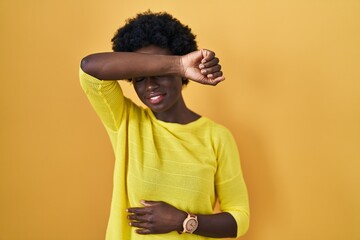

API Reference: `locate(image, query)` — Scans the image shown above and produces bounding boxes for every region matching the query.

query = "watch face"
[185,218,198,232]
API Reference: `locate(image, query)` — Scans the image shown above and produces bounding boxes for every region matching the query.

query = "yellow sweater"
[79,68,249,240]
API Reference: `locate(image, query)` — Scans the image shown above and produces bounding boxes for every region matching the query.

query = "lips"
[146,93,166,104]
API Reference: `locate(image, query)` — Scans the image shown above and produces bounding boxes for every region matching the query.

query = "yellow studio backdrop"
[0,0,359,239]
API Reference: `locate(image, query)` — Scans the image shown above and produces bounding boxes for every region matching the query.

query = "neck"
[153,100,200,124]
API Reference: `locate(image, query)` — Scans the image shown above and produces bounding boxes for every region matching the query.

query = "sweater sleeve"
[79,67,127,131]
[214,127,250,238]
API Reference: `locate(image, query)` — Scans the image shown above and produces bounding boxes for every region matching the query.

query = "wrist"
[177,212,199,234]
[176,210,188,233]
[178,55,186,78]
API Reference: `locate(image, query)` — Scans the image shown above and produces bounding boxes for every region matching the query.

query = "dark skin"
[131,46,197,123]
[127,200,237,237]
[81,46,237,238]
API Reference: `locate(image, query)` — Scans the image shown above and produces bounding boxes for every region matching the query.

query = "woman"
[80,11,249,239]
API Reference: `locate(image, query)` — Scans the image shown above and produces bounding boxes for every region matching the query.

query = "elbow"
[80,54,102,78]
[227,209,250,238]
[80,55,94,75]
[235,213,250,238]
[236,220,249,238]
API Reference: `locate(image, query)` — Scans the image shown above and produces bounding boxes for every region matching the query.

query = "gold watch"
[182,213,198,234]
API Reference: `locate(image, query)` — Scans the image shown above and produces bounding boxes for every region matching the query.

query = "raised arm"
[80,52,180,80]
[80,49,225,85]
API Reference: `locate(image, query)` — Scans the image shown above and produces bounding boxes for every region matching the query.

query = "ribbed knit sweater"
[79,68,249,240]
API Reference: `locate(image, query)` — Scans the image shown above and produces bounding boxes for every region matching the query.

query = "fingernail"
[199,64,204,69]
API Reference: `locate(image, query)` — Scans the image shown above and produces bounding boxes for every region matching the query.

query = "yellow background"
[1,0,359,239]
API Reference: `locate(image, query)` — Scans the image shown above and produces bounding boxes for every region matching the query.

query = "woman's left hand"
[127,200,187,234]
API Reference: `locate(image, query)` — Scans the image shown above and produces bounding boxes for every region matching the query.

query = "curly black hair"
[111,11,198,85]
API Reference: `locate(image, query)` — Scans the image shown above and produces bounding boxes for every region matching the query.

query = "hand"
[180,49,225,86]
[127,200,187,234]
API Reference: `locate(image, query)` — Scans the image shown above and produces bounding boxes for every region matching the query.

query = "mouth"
[146,93,166,104]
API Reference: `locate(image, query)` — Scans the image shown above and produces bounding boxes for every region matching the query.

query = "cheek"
[173,82,183,95]
[133,85,146,104]
[133,84,143,95]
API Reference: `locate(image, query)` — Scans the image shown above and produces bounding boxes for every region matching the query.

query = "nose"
[145,77,159,91]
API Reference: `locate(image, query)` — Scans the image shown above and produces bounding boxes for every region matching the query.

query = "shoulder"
[202,117,233,137]
[198,118,236,150]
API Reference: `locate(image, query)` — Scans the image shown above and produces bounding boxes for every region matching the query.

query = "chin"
[149,107,166,113]
[145,102,168,113]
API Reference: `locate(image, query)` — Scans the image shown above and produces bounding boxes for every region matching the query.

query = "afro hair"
[111,11,198,85]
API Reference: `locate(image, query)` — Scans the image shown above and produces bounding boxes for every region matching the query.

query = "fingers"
[130,221,152,234]
[127,201,156,233]
[127,200,181,234]
[198,49,225,85]
[127,210,156,235]
[200,64,221,75]
[200,49,215,63]
[207,76,225,86]
[128,211,150,221]
[207,70,223,79]
[200,56,219,68]
[127,206,151,233]
[196,75,224,86]
[135,228,152,234]
[199,64,225,85]
[140,200,160,206]
[181,49,225,85]
[127,207,152,217]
